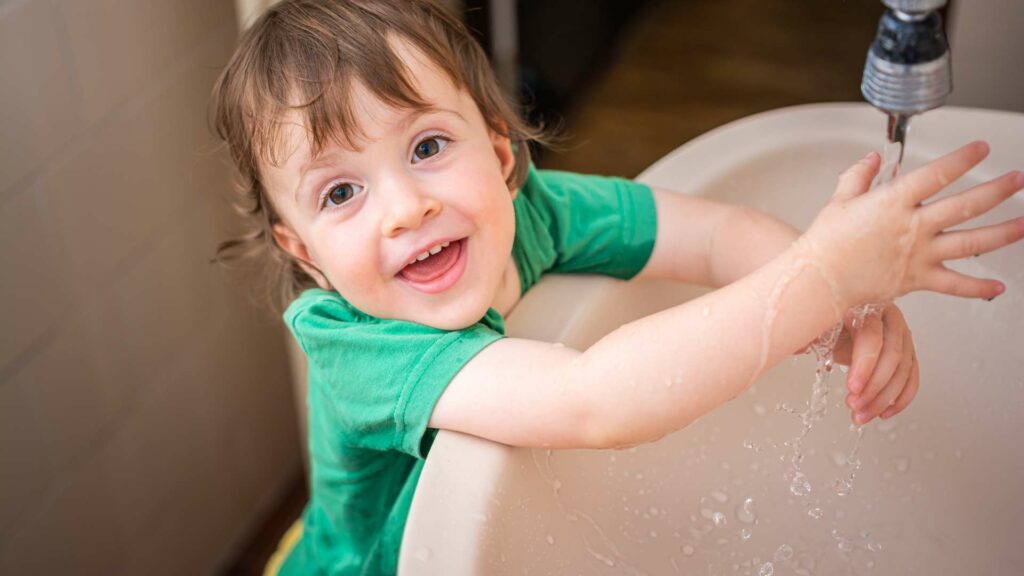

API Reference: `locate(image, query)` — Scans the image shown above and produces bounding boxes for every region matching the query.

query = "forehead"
[261,40,479,203]
[347,41,470,143]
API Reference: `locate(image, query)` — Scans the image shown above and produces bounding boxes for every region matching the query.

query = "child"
[210,1,1024,574]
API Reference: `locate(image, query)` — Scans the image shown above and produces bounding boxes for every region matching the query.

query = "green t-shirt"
[278,166,657,575]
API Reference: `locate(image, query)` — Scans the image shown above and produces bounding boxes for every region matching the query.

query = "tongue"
[399,241,461,283]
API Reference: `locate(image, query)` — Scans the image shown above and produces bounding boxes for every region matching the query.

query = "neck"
[490,256,522,317]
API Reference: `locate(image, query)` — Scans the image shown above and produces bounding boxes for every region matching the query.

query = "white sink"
[399,103,1024,575]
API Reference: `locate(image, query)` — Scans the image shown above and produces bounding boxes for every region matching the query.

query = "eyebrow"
[292,106,466,205]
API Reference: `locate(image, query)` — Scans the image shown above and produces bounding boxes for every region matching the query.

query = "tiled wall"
[0,0,301,573]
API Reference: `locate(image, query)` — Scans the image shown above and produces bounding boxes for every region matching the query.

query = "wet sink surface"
[400,103,1024,575]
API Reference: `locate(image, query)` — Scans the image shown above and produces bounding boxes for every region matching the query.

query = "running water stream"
[759,113,911,576]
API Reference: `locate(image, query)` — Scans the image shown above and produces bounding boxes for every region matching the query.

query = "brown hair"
[210,0,550,310]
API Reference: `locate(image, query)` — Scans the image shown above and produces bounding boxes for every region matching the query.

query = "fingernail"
[855,413,870,424]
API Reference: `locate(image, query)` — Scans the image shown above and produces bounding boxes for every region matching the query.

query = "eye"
[322,182,363,209]
[412,135,450,163]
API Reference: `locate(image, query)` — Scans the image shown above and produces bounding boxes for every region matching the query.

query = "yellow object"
[263,519,303,576]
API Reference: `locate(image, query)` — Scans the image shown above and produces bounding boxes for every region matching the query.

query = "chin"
[419,295,493,331]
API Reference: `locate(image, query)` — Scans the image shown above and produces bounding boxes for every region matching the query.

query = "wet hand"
[803,141,1024,306]
[832,305,919,425]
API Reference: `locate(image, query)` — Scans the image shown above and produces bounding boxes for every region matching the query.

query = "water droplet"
[740,528,752,541]
[833,477,853,496]
[790,472,811,496]
[702,305,711,317]
[807,507,823,519]
[758,562,775,576]
[735,498,757,524]
[553,480,562,491]
[712,512,727,527]
[774,544,794,562]
[711,490,729,503]
[753,403,767,416]
[868,542,882,552]
[682,544,695,556]
[700,507,714,520]
[546,534,555,545]
[648,506,659,516]
[895,457,910,473]
[650,530,658,538]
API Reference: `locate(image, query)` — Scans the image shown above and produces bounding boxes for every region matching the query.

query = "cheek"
[311,228,381,291]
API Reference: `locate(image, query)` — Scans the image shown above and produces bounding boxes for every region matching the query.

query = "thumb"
[833,151,881,201]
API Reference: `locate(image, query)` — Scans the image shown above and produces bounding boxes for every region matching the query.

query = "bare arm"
[429,240,849,449]
[635,187,802,288]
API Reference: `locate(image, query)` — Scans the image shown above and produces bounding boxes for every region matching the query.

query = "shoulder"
[284,288,369,329]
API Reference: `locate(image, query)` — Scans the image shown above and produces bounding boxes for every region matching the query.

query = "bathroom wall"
[0,0,301,574]
[948,0,1024,113]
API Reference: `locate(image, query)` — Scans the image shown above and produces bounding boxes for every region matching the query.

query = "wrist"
[785,237,858,320]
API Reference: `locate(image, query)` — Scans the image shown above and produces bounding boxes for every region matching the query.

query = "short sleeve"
[512,166,658,292]
[285,291,504,459]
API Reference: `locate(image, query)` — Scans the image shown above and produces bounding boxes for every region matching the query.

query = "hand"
[801,142,1024,306]
[831,304,918,425]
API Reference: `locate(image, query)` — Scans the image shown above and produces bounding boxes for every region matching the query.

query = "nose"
[379,176,442,238]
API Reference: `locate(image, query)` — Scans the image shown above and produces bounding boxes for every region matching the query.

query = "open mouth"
[397,237,467,294]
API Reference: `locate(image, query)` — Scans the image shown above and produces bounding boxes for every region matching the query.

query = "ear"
[489,121,517,199]
[272,223,332,290]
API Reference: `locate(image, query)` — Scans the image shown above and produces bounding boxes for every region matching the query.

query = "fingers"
[831,328,853,366]
[845,312,883,395]
[932,217,1024,261]
[895,141,990,206]
[853,329,914,424]
[881,354,920,419]
[923,265,1006,300]
[921,170,1024,232]
[848,307,903,416]
[833,151,882,201]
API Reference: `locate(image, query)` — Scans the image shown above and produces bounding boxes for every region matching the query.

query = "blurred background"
[1,0,1021,574]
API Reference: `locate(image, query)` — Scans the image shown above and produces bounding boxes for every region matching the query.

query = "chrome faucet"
[861,0,952,155]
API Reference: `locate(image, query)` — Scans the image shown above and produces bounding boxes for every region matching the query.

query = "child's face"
[263,40,518,330]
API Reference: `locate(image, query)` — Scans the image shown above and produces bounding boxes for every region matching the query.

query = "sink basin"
[399,103,1024,575]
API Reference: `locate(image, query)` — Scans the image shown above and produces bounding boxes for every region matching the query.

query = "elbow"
[576,399,672,450]
[569,358,683,450]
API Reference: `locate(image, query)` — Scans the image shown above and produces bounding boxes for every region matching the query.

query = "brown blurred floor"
[537,0,882,177]
[222,1,882,573]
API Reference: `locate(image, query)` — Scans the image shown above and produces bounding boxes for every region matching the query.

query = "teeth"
[408,241,453,265]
